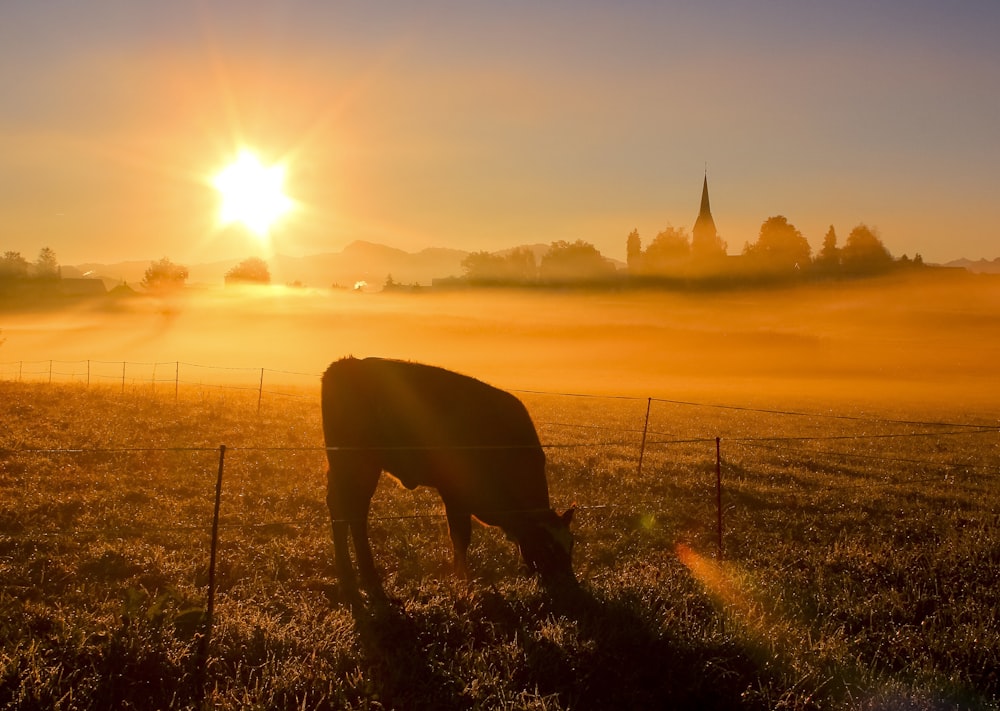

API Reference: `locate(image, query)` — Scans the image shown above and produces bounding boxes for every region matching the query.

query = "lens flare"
[213,150,293,236]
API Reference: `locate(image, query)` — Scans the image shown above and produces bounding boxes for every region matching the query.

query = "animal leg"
[326,461,381,596]
[330,519,357,593]
[445,506,473,579]
[326,480,358,596]
[351,515,382,590]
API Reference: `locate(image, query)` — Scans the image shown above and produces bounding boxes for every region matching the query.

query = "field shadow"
[539,583,776,711]
[346,579,780,711]
[349,597,469,710]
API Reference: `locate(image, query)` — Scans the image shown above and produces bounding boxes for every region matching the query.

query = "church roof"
[693,173,717,238]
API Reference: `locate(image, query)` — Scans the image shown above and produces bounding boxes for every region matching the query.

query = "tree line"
[1,215,928,299]
[458,217,924,286]
[140,256,272,292]
[0,248,274,298]
[0,248,60,282]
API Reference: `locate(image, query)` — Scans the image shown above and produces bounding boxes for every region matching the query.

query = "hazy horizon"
[2,275,997,416]
[2,2,998,266]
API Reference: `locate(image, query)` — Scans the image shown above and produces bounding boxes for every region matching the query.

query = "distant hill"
[73,260,152,288]
[73,241,471,289]
[944,257,1000,274]
[269,241,468,288]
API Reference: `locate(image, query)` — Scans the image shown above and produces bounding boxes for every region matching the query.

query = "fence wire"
[1,372,998,548]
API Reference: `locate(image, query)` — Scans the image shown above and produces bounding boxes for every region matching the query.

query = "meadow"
[1,273,999,709]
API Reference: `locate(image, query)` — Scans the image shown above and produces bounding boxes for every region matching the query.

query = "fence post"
[87,360,91,387]
[637,397,652,477]
[175,361,179,402]
[198,444,226,704]
[257,368,264,414]
[715,437,723,559]
[18,361,22,382]
[48,360,53,384]
[121,361,126,394]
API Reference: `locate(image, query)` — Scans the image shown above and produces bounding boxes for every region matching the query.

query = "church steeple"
[692,172,723,259]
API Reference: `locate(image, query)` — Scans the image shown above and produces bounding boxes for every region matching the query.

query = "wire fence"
[1,358,320,411]
[2,364,997,533]
[3,367,997,704]
[2,365,998,570]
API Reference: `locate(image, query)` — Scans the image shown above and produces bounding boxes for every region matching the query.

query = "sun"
[213,150,293,236]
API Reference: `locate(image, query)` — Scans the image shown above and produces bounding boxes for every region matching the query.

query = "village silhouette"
[0,174,946,306]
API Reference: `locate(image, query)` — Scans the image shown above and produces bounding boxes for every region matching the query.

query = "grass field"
[1,375,998,710]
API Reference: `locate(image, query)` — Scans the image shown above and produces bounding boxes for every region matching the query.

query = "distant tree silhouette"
[462,247,536,284]
[462,252,501,282]
[841,224,892,274]
[814,225,841,273]
[0,251,30,280]
[642,226,691,275]
[626,229,642,273]
[538,240,616,282]
[225,257,271,285]
[743,216,811,273]
[142,257,189,292]
[34,247,59,280]
[892,253,928,271]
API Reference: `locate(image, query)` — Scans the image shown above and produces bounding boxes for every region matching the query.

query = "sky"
[1,0,999,266]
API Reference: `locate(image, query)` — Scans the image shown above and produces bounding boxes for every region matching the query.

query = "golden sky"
[2,1,998,265]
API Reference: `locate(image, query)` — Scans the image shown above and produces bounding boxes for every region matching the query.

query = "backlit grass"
[1,381,998,709]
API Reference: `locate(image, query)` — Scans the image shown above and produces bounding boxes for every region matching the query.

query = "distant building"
[108,282,139,298]
[59,278,107,298]
[691,173,726,260]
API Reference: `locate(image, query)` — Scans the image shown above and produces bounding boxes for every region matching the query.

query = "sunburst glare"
[213,150,293,237]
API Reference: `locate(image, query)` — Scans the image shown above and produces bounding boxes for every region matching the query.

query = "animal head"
[517,506,576,586]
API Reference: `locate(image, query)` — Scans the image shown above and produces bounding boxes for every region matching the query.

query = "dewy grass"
[1,381,998,710]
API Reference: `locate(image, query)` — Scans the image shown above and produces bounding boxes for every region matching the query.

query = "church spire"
[698,172,712,219]
[692,172,724,259]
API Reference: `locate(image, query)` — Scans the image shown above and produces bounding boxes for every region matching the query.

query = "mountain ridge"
[75,240,472,288]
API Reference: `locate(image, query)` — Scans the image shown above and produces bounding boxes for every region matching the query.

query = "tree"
[0,251,29,280]
[461,247,537,284]
[503,246,538,282]
[841,224,892,274]
[141,257,189,292]
[538,240,616,283]
[225,257,271,285]
[626,229,642,273]
[814,225,840,272]
[743,216,811,273]
[462,251,504,281]
[34,247,59,280]
[642,226,691,275]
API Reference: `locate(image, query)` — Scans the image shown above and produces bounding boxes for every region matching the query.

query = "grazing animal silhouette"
[321,356,575,596]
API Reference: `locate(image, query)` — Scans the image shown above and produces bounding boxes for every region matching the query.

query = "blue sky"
[1,0,998,264]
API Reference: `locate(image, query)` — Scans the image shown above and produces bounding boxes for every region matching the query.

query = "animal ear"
[561,504,577,526]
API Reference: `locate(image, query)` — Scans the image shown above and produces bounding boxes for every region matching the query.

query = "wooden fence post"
[715,437,723,559]
[257,368,264,414]
[198,444,227,705]
[637,397,652,477]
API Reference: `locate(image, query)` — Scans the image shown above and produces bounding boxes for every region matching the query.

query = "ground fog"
[3,272,998,413]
